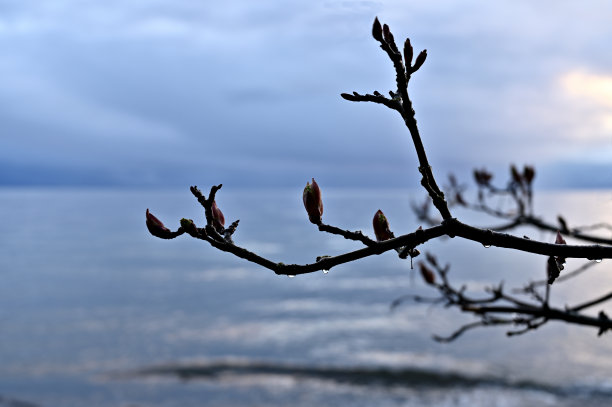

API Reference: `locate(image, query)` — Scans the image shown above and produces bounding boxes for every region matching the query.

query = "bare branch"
[147,19,612,341]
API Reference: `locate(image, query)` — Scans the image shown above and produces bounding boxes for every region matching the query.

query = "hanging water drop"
[288,274,296,278]
[595,259,603,263]
[323,269,329,274]
[483,244,491,248]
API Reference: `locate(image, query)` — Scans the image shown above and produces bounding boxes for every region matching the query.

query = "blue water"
[1,187,612,406]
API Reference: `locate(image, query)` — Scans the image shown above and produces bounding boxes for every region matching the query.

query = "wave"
[123,359,612,398]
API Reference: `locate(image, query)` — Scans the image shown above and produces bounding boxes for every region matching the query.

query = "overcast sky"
[1,0,611,188]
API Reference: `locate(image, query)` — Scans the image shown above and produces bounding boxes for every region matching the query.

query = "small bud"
[412,49,427,72]
[303,178,323,224]
[180,218,198,236]
[510,164,522,185]
[554,230,567,271]
[372,17,383,41]
[425,252,438,267]
[547,256,560,285]
[455,192,466,206]
[523,165,535,185]
[373,209,394,241]
[557,216,569,233]
[403,38,413,69]
[211,201,225,232]
[146,209,173,239]
[598,311,610,336]
[555,230,567,245]
[383,24,391,43]
[419,262,436,285]
[473,168,493,186]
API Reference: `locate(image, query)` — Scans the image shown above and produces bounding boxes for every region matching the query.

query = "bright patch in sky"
[561,70,612,139]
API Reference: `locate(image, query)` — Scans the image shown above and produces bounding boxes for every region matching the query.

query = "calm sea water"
[1,187,612,407]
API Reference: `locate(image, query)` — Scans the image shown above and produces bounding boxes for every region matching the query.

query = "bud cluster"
[371,17,427,75]
[510,164,536,188]
[473,168,493,187]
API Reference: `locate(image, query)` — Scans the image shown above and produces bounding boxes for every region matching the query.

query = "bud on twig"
[555,230,567,245]
[211,201,225,232]
[411,50,427,72]
[510,164,522,185]
[372,17,383,41]
[146,209,173,239]
[404,38,413,70]
[557,216,569,233]
[554,230,567,270]
[180,218,198,236]
[547,256,560,285]
[419,262,436,285]
[473,168,493,187]
[373,209,394,241]
[523,165,535,186]
[303,178,323,224]
[383,23,391,43]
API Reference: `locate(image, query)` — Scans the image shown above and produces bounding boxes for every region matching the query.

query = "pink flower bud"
[373,209,394,241]
[211,201,225,232]
[146,209,173,239]
[303,178,323,224]
[555,230,566,245]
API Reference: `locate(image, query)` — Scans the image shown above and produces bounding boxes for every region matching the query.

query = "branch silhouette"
[146,18,612,339]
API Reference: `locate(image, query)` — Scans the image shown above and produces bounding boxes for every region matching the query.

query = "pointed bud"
[411,49,427,72]
[372,17,383,41]
[383,24,391,43]
[419,262,436,285]
[373,209,394,241]
[303,178,323,224]
[555,230,567,245]
[404,38,413,69]
[211,201,225,232]
[146,209,173,239]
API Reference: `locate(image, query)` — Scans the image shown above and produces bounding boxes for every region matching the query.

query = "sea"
[1,186,612,407]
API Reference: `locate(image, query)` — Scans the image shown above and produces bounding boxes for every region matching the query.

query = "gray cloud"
[0,0,610,187]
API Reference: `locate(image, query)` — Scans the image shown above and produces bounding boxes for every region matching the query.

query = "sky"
[0,0,611,188]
